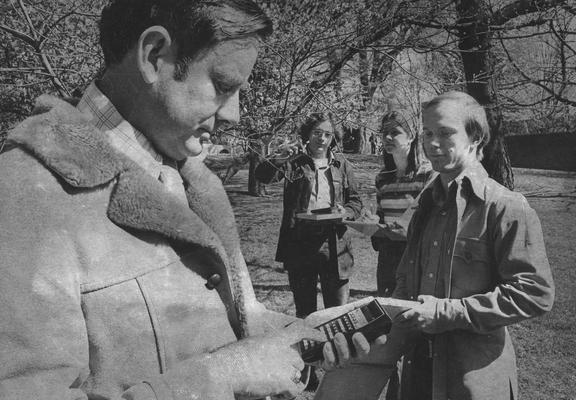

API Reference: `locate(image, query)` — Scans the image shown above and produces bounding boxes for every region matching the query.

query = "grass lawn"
[224,155,576,400]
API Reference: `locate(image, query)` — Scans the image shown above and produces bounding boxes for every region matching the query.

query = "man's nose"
[425,133,440,147]
[216,91,240,126]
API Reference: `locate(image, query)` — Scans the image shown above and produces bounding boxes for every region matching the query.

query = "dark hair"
[422,91,490,160]
[298,112,343,149]
[379,111,419,173]
[99,0,273,80]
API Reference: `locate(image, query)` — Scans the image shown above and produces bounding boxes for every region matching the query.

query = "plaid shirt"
[77,82,164,179]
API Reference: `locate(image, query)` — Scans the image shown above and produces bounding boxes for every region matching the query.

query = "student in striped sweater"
[370,111,431,400]
[373,111,432,298]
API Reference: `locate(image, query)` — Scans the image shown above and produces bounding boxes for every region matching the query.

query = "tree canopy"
[1,0,574,189]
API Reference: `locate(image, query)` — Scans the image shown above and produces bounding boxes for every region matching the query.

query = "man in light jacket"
[0,1,375,399]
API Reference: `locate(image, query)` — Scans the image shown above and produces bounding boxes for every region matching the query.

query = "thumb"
[396,308,415,322]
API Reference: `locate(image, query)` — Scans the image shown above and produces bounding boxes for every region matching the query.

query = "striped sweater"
[375,164,433,226]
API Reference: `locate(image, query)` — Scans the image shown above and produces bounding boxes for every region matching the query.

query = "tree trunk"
[455,0,514,189]
[248,145,266,197]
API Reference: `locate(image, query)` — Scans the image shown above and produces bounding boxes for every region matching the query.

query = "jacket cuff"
[144,354,235,400]
[434,298,471,332]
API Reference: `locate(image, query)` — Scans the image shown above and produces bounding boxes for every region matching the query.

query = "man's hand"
[395,295,439,333]
[273,140,302,160]
[305,297,387,370]
[380,222,407,241]
[335,204,354,221]
[208,320,324,399]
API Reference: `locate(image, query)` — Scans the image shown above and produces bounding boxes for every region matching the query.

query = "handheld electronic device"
[298,299,392,363]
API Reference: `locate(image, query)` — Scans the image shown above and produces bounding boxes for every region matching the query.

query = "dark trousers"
[376,242,406,297]
[376,242,406,400]
[285,250,349,318]
[401,336,433,400]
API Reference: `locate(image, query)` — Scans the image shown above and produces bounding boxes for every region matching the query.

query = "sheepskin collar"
[9,95,251,337]
[9,94,245,258]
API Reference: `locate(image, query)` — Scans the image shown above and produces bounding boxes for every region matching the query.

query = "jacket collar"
[8,95,237,280]
[420,161,489,207]
[9,95,257,338]
[302,147,342,169]
[456,161,489,201]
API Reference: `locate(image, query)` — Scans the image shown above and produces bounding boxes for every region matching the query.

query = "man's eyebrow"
[439,126,458,133]
[211,67,245,86]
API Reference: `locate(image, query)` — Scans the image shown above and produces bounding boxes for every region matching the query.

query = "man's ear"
[137,26,173,84]
[469,139,480,155]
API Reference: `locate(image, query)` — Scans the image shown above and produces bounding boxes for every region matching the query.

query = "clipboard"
[296,212,343,222]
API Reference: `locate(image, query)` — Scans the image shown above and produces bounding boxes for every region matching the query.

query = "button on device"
[205,274,222,290]
[433,241,438,247]
[428,273,434,279]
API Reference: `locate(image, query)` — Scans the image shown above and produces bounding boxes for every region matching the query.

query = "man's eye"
[215,81,237,95]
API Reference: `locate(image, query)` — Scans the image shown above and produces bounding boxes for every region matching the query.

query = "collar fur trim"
[9,95,254,338]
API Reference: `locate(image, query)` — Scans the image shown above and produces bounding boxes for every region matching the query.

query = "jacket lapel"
[9,95,253,336]
[106,167,230,275]
[180,157,257,337]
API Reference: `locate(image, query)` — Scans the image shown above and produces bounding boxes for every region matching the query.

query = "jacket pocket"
[451,237,493,296]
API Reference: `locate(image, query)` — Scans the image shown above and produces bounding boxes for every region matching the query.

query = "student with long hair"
[373,111,432,298]
[256,112,362,318]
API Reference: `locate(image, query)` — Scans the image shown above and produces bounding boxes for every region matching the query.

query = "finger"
[278,378,304,400]
[305,299,372,328]
[332,333,350,363]
[417,294,435,303]
[284,320,326,343]
[373,334,388,346]
[292,355,305,372]
[322,341,337,370]
[351,332,370,358]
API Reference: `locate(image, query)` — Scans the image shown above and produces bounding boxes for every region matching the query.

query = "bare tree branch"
[499,34,576,106]
[7,0,71,96]
[491,0,568,26]
[0,23,35,45]
[40,9,79,46]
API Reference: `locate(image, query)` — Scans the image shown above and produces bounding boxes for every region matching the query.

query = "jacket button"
[205,274,222,290]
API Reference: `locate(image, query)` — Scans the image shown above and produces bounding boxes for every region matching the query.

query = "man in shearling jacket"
[0,1,376,399]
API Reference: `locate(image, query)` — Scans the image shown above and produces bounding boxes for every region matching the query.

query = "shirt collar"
[423,161,489,205]
[304,147,341,168]
[77,82,164,178]
[456,162,489,201]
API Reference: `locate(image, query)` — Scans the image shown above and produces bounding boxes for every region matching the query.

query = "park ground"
[224,154,576,400]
